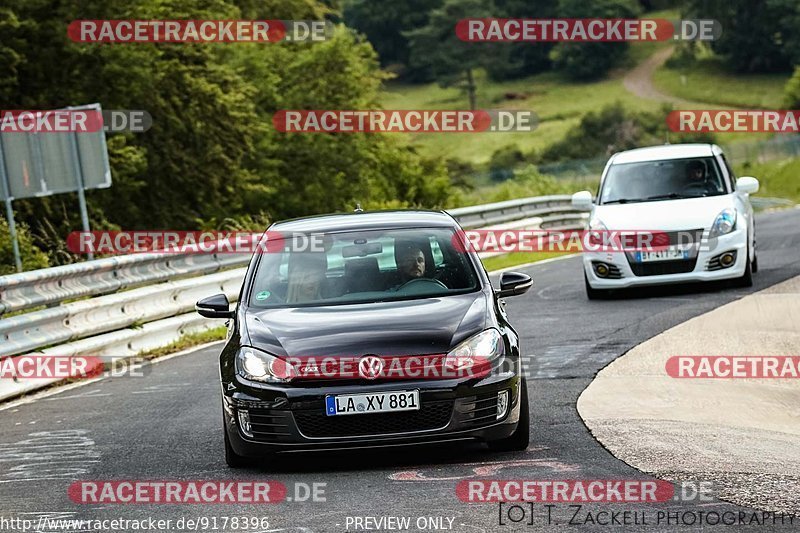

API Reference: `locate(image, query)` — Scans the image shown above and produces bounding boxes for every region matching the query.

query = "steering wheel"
[397,278,448,290]
[684,182,710,195]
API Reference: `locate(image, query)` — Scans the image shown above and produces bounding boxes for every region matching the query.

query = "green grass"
[138,326,227,359]
[736,157,800,203]
[482,251,573,272]
[380,70,657,165]
[449,173,595,208]
[652,59,790,109]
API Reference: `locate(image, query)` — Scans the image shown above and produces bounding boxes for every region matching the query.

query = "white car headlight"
[237,347,297,383]
[709,208,737,238]
[444,329,504,372]
[587,218,608,247]
[589,218,607,231]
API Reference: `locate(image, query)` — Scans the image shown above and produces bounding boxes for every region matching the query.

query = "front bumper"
[223,370,522,457]
[583,227,748,289]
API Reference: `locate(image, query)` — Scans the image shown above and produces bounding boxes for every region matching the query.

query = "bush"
[488,144,526,181]
[784,66,800,108]
[0,217,49,275]
[540,102,716,163]
[450,165,593,207]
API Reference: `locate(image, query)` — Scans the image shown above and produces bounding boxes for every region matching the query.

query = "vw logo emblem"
[358,356,384,380]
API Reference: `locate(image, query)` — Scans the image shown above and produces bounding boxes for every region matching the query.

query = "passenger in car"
[286,253,327,304]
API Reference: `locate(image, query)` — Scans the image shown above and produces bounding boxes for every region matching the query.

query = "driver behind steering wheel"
[684,159,718,195]
[396,244,426,284]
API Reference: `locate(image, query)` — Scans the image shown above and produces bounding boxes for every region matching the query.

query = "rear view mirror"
[736,176,759,194]
[571,190,594,210]
[196,293,234,319]
[497,272,533,298]
[343,242,383,257]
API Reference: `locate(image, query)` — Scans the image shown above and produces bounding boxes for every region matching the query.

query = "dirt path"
[623,45,692,105]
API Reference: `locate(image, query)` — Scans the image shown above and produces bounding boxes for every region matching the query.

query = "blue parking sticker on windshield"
[255,290,271,301]
[325,396,337,416]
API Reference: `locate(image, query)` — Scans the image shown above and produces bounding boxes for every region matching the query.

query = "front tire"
[735,251,753,288]
[224,425,248,468]
[488,379,530,452]
[584,272,609,300]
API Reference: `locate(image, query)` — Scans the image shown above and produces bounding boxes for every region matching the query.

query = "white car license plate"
[635,248,688,262]
[325,391,419,416]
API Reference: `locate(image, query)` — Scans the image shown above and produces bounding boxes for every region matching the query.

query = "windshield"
[248,227,480,308]
[600,156,728,205]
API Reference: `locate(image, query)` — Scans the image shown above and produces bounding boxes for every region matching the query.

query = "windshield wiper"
[602,198,643,204]
[644,193,690,201]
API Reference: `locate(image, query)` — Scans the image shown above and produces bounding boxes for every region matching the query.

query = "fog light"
[720,253,735,266]
[237,409,253,437]
[594,263,609,278]
[497,390,509,420]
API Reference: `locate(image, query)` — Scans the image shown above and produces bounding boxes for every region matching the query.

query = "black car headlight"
[444,329,504,374]
[236,346,298,383]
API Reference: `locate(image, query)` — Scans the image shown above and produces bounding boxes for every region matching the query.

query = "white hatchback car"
[572,144,759,299]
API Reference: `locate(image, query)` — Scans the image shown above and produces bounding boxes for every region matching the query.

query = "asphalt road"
[2,208,799,533]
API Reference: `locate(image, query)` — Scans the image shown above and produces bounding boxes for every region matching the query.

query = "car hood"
[594,195,734,231]
[243,292,489,358]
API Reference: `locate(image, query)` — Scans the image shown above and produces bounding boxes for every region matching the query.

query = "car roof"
[270,210,458,233]
[610,143,721,165]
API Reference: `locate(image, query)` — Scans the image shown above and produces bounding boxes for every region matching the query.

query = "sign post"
[0,104,111,270]
[0,135,22,272]
[68,130,93,260]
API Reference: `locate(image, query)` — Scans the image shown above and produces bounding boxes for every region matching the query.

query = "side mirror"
[571,190,594,210]
[196,293,234,319]
[497,272,533,298]
[736,176,759,195]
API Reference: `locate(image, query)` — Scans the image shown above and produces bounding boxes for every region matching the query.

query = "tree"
[487,0,559,80]
[406,0,494,110]
[229,27,450,219]
[683,0,800,73]
[0,0,453,269]
[550,0,640,80]
[343,0,442,80]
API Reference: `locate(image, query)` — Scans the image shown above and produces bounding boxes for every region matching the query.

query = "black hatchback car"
[196,210,532,467]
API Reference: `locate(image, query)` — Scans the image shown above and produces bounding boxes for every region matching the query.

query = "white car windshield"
[600,157,728,205]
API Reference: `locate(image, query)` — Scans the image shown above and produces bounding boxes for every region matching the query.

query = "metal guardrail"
[447,194,573,228]
[0,195,585,402]
[0,250,250,316]
[0,196,577,316]
[0,269,244,358]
